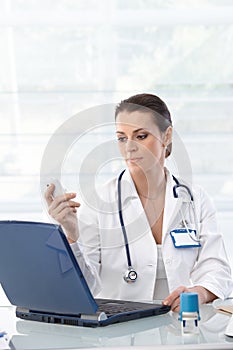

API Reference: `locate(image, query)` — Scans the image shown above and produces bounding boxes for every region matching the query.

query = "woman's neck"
[130,167,166,200]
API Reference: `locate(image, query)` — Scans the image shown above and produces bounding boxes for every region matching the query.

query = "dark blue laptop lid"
[0,220,98,315]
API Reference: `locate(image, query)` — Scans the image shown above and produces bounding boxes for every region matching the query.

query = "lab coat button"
[165,258,171,265]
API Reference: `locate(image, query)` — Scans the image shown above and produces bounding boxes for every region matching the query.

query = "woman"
[45,93,233,312]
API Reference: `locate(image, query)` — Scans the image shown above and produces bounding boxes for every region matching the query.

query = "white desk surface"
[1,303,233,350]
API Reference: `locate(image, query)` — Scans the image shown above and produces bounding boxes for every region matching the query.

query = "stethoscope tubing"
[117,169,133,268]
[118,170,199,283]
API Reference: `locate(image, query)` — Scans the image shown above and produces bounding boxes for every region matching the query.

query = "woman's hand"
[45,183,81,243]
[162,285,217,312]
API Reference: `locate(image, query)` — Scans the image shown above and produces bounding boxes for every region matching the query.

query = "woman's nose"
[125,139,138,152]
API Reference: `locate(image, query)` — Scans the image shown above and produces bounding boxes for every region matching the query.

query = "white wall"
[0,1,233,298]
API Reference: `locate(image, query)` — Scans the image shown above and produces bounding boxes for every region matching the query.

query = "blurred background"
[0,0,233,269]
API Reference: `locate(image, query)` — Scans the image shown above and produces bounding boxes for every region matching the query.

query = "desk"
[0,304,233,350]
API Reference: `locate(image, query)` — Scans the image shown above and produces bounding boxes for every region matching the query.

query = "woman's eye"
[137,134,148,140]
[117,137,127,143]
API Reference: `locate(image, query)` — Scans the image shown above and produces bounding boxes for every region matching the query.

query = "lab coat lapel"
[120,169,186,240]
[120,169,138,202]
[162,171,183,238]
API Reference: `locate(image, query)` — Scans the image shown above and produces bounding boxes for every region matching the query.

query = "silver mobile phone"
[47,178,66,198]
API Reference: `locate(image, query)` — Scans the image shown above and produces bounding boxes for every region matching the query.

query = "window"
[0,0,233,265]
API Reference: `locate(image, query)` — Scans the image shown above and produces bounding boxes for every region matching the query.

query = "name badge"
[170,229,201,248]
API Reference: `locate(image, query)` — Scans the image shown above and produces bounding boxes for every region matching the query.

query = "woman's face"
[116,111,171,175]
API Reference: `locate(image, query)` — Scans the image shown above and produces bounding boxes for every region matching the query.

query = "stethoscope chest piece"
[124,268,137,283]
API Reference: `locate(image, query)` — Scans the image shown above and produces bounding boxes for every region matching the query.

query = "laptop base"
[16,301,171,328]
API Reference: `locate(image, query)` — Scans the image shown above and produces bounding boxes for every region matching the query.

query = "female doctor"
[45,93,233,312]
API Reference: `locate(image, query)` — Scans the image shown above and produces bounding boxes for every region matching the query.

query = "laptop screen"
[0,221,97,315]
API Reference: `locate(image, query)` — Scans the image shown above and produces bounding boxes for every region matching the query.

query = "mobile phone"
[47,178,66,198]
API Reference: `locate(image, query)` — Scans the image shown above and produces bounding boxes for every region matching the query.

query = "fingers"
[163,285,187,305]
[49,195,80,218]
[49,199,80,219]
[45,184,77,208]
[52,206,77,223]
[44,184,80,241]
[163,286,189,312]
[45,185,80,221]
[170,298,181,312]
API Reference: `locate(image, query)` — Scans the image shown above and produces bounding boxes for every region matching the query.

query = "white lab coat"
[72,168,233,301]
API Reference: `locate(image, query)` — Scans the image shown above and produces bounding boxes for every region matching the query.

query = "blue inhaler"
[179,292,200,334]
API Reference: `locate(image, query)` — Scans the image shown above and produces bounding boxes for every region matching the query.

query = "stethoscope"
[118,169,200,284]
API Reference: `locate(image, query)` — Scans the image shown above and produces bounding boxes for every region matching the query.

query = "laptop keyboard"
[96,298,158,316]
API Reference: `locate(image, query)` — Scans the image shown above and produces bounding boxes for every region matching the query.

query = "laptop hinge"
[80,312,107,321]
[17,307,29,313]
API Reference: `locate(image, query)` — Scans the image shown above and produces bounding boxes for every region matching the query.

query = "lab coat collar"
[118,169,139,205]
[118,168,187,236]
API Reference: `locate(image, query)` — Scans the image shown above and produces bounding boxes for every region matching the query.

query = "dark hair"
[115,93,172,158]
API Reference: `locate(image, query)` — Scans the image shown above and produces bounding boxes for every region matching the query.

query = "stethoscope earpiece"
[124,268,137,283]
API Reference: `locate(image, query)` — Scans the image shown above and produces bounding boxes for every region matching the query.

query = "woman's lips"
[127,157,143,163]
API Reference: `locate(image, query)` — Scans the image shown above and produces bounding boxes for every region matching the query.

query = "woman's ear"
[163,126,173,147]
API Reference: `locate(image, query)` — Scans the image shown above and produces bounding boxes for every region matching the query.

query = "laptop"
[0,220,170,327]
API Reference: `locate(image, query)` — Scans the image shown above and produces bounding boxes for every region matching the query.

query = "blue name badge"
[170,229,201,248]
